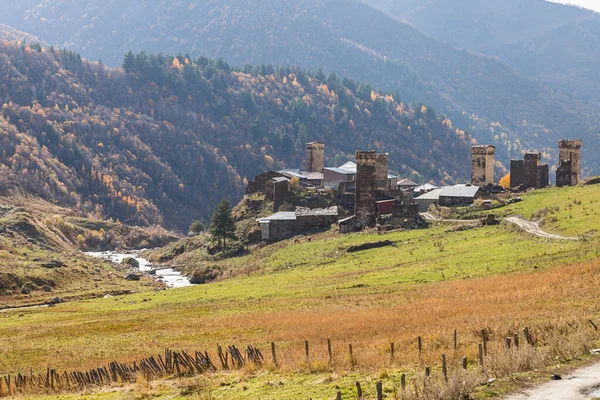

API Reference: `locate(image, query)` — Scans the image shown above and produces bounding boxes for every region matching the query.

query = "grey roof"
[398,178,418,186]
[270,177,290,183]
[278,169,306,179]
[440,184,481,198]
[295,206,338,217]
[300,171,324,180]
[415,188,444,201]
[324,167,355,175]
[339,215,356,224]
[257,212,296,222]
[415,183,439,192]
[338,161,357,172]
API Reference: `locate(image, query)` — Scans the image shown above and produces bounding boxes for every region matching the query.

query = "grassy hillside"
[0,189,174,307]
[0,41,470,231]
[1,1,599,176]
[1,185,600,398]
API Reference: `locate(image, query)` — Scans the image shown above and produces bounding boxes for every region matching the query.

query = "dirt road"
[505,216,579,240]
[504,360,600,399]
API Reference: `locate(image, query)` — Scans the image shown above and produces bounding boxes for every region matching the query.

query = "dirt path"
[420,212,480,223]
[505,216,579,240]
[504,360,600,399]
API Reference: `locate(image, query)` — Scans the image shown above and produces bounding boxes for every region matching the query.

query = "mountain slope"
[0,24,46,44]
[0,0,597,176]
[366,0,600,110]
[0,41,469,230]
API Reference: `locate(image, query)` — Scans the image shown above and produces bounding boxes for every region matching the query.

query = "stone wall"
[524,153,541,188]
[246,171,285,194]
[265,179,289,210]
[471,145,495,186]
[355,151,384,229]
[510,160,525,188]
[306,142,325,173]
[556,160,573,188]
[558,140,582,186]
[537,164,549,188]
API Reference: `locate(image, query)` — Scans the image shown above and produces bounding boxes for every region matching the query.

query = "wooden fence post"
[336,390,342,400]
[454,330,457,351]
[401,373,406,391]
[442,354,448,382]
[376,382,383,400]
[481,330,488,356]
[271,342,277,367]
[349,344,354,369]
[462,356,468,370]
[356,381,363,399]
[418,336,422,361]
[305,340,309,363]
[328,337,333,364]
[513,333,519,349]
[523,327,533,346]
[390,342,395,362]
[425,366,431,377]
[505,337,512,349]
[478,343,484,367]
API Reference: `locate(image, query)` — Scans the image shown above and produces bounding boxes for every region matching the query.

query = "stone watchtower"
[556,140,582,187]
[305,142,325,173]
[471,145,495,186]
[523,153,541,188]
[355,151,388,229]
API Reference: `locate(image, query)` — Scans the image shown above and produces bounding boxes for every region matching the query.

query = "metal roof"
[415,188,444,201]
[388,174,398,179]
[439,184,481,198]
[300,171,324,180]
[257,212,297,222]
[278,169,306,179]
[338,161,357,172]
[270,177,290,183]
[398,178,417,186]
[415,183,439,192]
[324,167,355,175]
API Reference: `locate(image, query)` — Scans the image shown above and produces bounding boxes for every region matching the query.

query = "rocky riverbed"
[85,251,191,288]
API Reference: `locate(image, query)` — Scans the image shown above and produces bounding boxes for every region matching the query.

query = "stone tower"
[523,153,541,188]
[305,142,325,173]
[556,140,582,187]
[355,151,388,229]
[471,145,495,186]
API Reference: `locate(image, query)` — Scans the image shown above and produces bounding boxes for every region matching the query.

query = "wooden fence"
[0,321,596,398]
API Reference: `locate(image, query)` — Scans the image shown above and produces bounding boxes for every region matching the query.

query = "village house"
[256,206,338,241]
[415,188,444,212]
[438,184,482,207]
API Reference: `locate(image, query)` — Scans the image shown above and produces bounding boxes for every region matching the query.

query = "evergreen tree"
[210,200,236,249]
[123,51,135,73]
[189,220,205,235]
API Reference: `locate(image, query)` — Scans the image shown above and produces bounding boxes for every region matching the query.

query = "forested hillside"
[1,0,598,176]
[0,41,469,230]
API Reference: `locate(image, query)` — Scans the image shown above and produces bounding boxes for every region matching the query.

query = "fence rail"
[0,320,596,398]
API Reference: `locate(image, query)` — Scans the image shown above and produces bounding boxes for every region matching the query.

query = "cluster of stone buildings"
[469,140,582,190]
[250,139,583,242]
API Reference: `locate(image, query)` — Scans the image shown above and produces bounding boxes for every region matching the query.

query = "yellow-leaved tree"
[499,173,510,189]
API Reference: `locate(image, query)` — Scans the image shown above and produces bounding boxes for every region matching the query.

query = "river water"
[85,251,191,288]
